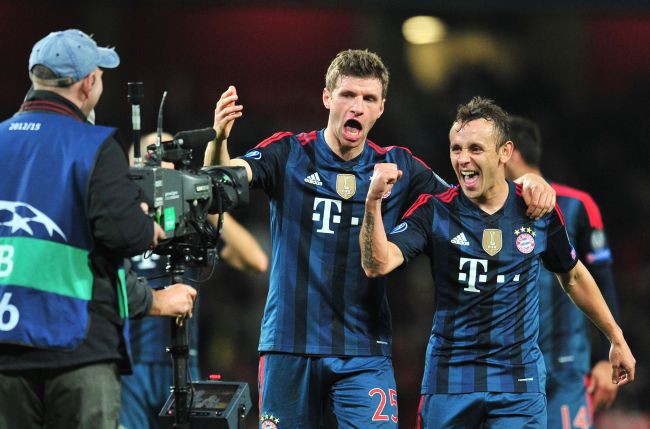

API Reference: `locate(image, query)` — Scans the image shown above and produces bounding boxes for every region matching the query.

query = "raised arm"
[204,85,252,182]
[555,260,636,386]
[360,163,405,277]
[216,212,269,274]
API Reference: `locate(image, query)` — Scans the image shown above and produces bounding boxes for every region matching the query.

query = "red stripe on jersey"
[416,395,425,429]
[258,355,266,416]
[412,154,432,170]
[552,182,604,229]
[255,131,293,148]
[367,141,432,170]
[555,203,566,225]
[435,186,459,203]
[21,100,80,120]
[368,140,387,154]
[515,182,523,197]
[402,193,432,219]
[297,131,318,146]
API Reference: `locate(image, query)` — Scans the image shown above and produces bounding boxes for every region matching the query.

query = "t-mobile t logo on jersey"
[312,197,359,234]
[457,257,521,293]
[458,257,488,293]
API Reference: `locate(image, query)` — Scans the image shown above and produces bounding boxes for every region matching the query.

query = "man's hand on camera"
[151,222,165,247]
[149,284,197,318]
[140,202,166,247]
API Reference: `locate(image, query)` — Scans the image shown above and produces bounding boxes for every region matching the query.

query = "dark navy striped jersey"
[128,254,199,364]
[538,182,619,376]
[240,129,448,356]
[388,181,578,394]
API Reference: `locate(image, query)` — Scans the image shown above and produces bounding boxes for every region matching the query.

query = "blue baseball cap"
[29,29,119,84]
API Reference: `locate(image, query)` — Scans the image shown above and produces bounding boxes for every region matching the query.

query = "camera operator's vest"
[0,111,115,349]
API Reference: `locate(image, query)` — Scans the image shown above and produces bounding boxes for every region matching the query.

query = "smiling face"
[449,118,513,206]
[323,75,385,160]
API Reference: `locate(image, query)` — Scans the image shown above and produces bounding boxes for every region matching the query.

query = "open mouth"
[343,119,363,140]
[461,170,480,188]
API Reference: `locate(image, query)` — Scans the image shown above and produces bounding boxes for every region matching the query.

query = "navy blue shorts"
[258,353,398,429]
[547,373,593,429]
[416,391,547,429]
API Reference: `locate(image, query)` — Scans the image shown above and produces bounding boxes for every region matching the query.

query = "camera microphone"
[128,82,144,165]
[173,128,216,149]
[157,128,216,151]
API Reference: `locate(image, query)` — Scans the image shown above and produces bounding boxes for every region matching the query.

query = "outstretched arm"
[217,213,269,274]
[514,173,556,218]
[360,163,405,277]
[555,261,636,386]
[204,85,252,182]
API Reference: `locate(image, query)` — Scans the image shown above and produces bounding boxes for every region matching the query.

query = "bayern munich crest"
[514,226,536,254]
[260,413,280,429]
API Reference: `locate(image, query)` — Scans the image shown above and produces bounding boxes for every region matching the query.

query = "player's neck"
[472,179,510,215]
[323,127,364,161]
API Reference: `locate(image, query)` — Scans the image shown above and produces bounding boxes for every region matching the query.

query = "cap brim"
[97,47,120,69]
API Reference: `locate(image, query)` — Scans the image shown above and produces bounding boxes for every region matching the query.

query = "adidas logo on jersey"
[304,172,323,186]
[451,232,470,246]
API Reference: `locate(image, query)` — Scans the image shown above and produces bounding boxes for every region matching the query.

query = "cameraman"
[0,29,196,429]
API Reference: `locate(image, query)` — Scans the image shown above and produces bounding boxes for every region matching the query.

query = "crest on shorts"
[336,174,356,199]
[260,413,280,429]
[482,229,502,256]
[514,226,536,254]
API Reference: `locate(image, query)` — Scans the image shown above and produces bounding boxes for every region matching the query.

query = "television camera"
[127,85,248,266]
[129,128,249,264]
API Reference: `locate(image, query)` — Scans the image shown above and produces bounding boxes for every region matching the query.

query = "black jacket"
[0,90,154,373]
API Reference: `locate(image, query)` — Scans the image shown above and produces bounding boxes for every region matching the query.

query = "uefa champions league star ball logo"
[260,413,280,429]
[0,201,67,241]
[514,226,536,254]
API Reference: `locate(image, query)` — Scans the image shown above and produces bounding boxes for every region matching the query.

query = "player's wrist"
[365,196,383,210]
[607,326,625,345]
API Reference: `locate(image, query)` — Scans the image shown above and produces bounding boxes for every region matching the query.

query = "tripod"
[166,252,194,429]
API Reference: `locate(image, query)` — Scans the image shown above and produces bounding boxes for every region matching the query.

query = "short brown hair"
[30,64,74,87]
[325,49,389,99]
[454,96,510,149]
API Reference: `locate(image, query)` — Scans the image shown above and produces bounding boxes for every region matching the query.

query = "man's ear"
[377,98,385,118]
[79,73,95,100]
[322,87,331,109]
[500,140,514,163]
